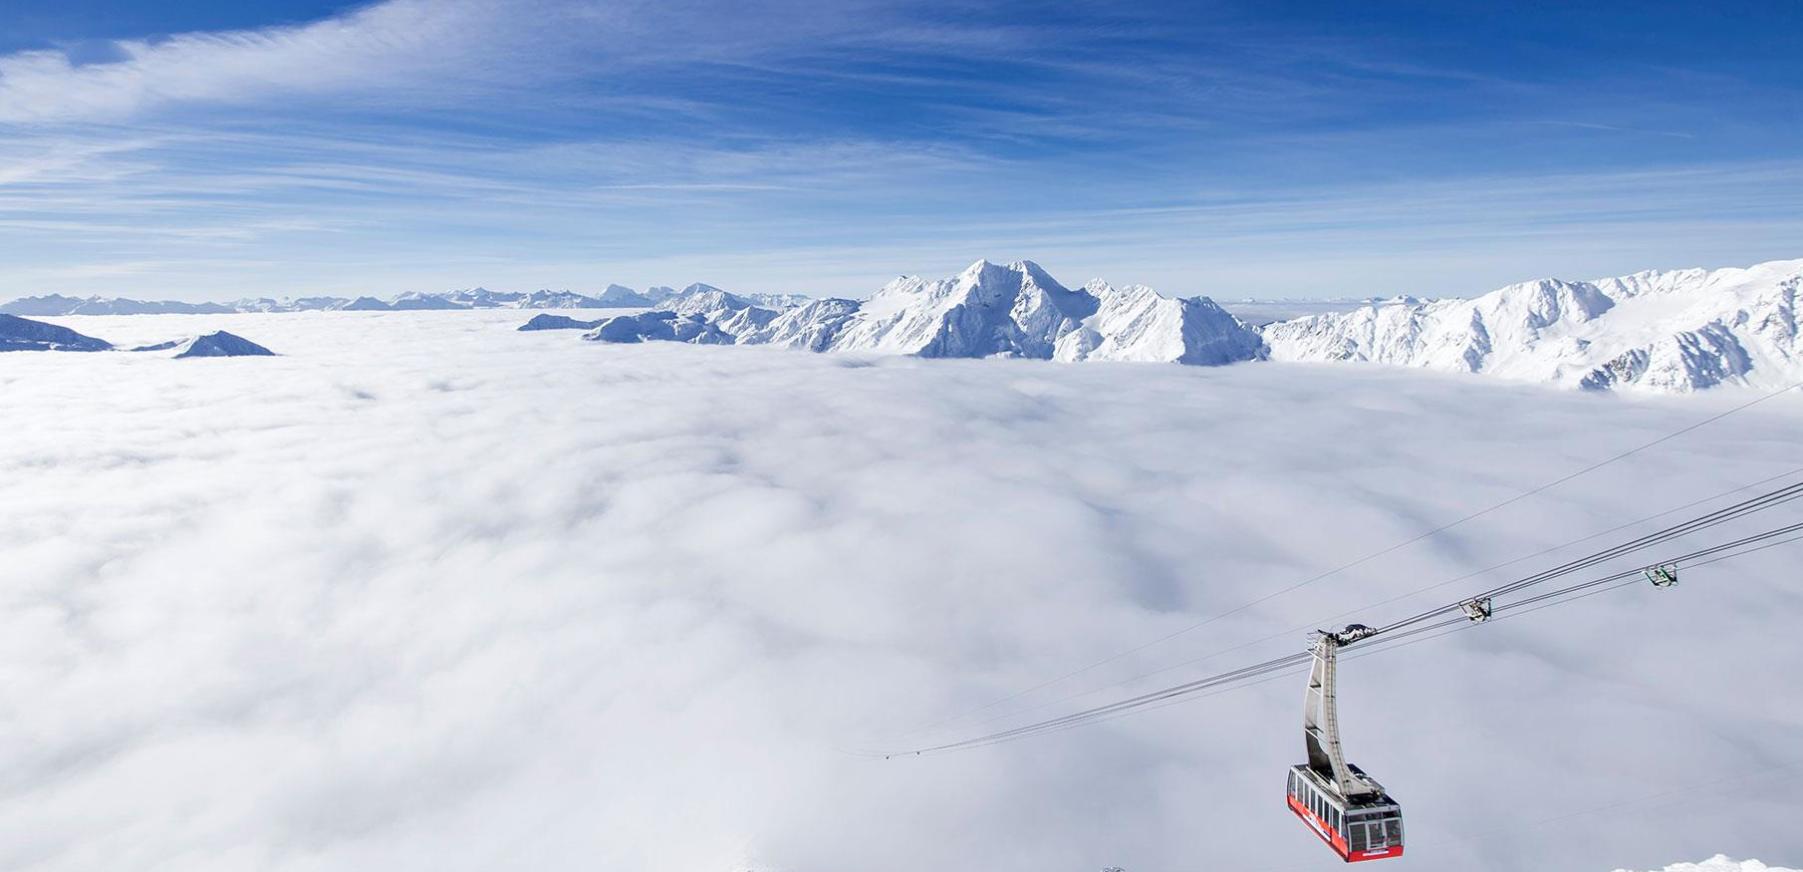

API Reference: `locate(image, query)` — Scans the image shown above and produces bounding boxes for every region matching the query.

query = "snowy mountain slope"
[1054,281,1269,364]
[0,314,113,351]
[743,298,865,350]
[582,260,1268,366]
[1262,259,1802,392]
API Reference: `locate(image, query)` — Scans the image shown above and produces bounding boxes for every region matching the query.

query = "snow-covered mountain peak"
[953,258,1070,292]
[954,258,997,278]
[1476,277,1615,331]
[666,287,754,315]
[1055,283,1265,365]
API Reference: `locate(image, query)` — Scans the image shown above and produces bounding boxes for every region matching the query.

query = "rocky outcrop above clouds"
[0,314,113,352]
[131,331,276,357]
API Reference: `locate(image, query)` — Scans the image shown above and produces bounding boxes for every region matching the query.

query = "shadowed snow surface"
[2,310,1800,872]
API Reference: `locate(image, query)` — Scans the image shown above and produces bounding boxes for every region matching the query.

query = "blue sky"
[1,0,1800,300]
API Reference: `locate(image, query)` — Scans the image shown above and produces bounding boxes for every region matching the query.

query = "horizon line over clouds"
[0,0,1799,301]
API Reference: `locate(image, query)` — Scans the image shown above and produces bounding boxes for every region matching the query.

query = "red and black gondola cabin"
[1286,763,1404,862]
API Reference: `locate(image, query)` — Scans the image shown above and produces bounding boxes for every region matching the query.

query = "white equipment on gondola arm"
[1286,625,1405,863]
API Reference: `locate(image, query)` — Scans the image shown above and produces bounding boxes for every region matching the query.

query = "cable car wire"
[899,468,1803,740]
[914,523,1802,753]
[915,382,1802,732]
[896,519,1800,756]
[1379,484,1803,633]
[883,505,1803,757]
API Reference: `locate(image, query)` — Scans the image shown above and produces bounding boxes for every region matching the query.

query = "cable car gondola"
[1285,625,1404,862]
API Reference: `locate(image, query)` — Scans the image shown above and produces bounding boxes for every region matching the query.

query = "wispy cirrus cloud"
[0,0,1118,125]
[0,1,1797,299]
[0,1,530,123]
[5,116,1802,301]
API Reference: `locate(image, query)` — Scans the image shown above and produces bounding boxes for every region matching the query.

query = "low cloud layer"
[2,311,1800,870]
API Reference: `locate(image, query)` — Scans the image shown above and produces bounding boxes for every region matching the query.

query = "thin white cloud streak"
[1,312,1800,870]
[4,126,1798,301]
[0,1,524,123]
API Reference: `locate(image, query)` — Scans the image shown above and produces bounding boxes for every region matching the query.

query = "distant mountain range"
[11,257,1799,393]
[0,284,811,316]
[566,257,1802,394]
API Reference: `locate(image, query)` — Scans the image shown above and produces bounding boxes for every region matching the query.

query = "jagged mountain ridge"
[582,259,1270,366]
[1260,258,1802,392]
[0,284,811,315]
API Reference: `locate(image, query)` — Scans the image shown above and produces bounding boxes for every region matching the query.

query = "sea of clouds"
[3,310,1800,871]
